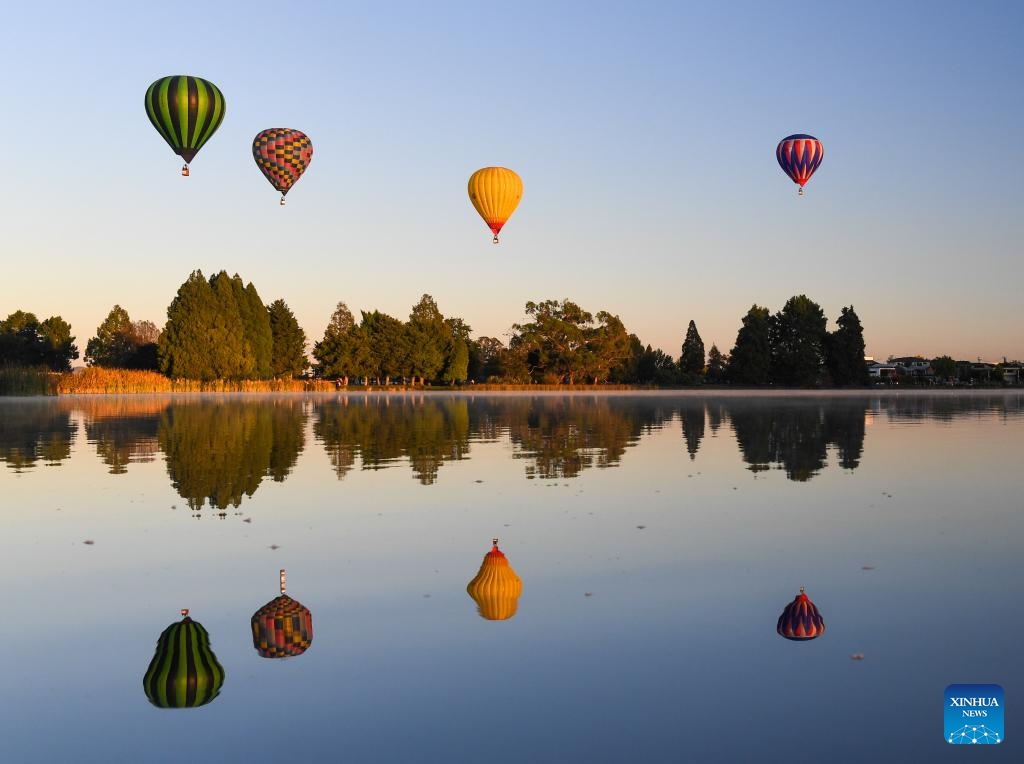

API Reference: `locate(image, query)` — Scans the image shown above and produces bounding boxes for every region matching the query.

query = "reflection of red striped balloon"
[776,587,825,640]
[251,594,313,658]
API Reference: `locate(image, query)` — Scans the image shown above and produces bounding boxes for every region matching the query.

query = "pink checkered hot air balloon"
[776,134,823,195]
[253,129,313,206]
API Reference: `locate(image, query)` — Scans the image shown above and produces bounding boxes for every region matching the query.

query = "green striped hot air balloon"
[144,75,225,176]
[143,609,225,708]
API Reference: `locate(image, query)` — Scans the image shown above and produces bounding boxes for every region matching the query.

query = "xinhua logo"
[945,684,1003,744]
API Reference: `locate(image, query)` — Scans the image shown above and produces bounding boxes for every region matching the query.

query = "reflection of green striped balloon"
[143,614,224,708]
[144,75,225,164]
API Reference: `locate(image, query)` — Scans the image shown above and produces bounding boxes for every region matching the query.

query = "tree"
[127,320,161,370]
[584,311,632,383]
[441,317,472,384]
[159,271,215,379]
[405,294,447,384]
[86,305,134,367]
[679,320,705,381]
[770,295,827,387]
[0,310,78,371]
[268,299,308,378]
[313,302,361,379]
[159,270,255,380]
[636,344,678,384]
[208,271,255,379]
[727,305,772,385]
[931,355,956,382]
[706,344,726,383]
[360,310,408,383]
[38,317,79,372]
[469,336,506,382]
[826,306,870,386]
[234,278,273,379]
[511,299,594,384]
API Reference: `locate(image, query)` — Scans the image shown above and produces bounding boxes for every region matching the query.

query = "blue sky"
[2,1,1021,362]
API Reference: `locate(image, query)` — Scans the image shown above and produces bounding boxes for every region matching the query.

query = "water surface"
[2,392,1021,762]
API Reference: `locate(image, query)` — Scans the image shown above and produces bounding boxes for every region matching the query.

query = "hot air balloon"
[251,569,313,658]
[252,129,313,206]
[466,539,522,620]
[468,167,522,243]
[776,587,825,641]
[143,609,225,708]
[145,75,226,176]
[776,134,823,195]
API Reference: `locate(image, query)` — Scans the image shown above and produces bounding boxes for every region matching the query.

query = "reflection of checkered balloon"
[251,594,313,658]
[253,128,313,196]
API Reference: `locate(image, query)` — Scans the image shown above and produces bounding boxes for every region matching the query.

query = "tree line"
[4,268,880,387]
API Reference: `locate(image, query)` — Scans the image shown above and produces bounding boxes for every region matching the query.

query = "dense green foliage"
[268,299,308,378]
[826,306,870,386]
[85,305,160,370]
[770,295,828,387]
[158,270,275,381]
[28,266,1019,390]
[0,310,79,372]
[508,299,631,384]
[728,305,772,385]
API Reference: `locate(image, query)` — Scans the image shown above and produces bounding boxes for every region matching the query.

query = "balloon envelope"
[776,134,823,190]
[144,75,225,165]
[143,614,224,708]
[468,167,522,242]
[251,594,313,658]
[467,541,522,620]
[776,587,825,641]
[252,128,313,198]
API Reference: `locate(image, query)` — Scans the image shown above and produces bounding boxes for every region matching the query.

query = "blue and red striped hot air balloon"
[777,587,825,641]
[776,134,823,195]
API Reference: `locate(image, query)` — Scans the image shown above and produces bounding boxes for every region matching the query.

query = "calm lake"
[2,391,1021,763]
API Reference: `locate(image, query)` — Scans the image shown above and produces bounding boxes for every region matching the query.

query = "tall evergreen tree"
[209,271,255,379]
[159,271,218,379]
[406,294,447,383]
[728,305,772,385]
[771,295,827,387]
[268,299,308,378]
[313,302,358,379]
[679,320,705,380]
[705,344,725,383]
[236,278,273,379]
[826,306,869,386]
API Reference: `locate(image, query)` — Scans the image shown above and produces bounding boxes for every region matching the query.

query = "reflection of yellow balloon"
[467,539,522,620]
[467,167,522,244]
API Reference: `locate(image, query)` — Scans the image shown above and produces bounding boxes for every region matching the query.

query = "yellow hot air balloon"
[466,538,522,620]
[467,167,522,244]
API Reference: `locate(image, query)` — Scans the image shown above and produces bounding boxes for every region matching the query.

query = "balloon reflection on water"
[251,569,314,658]
[143,609,225,709]
[776,587,826,641]
[467,539,523,621]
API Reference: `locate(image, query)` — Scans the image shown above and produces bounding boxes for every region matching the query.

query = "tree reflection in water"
[314,394,471,484]
[729,398,867,481]
[4,394,1016,502]
[81,398,166,474]
[158,399,306,512]
[0,400,75,471]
